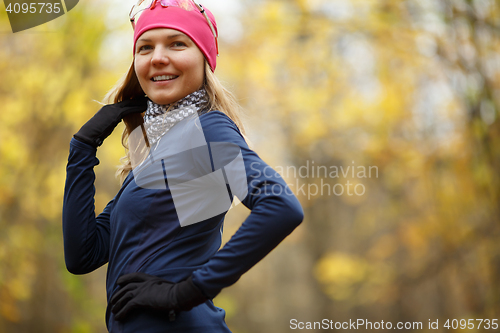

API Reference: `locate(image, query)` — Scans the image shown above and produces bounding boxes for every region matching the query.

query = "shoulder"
[199,110,239,130]
[198,110,246,145]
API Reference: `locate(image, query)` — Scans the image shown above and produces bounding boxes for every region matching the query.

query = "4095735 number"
[444,319,498,330]
[5,2,61,14]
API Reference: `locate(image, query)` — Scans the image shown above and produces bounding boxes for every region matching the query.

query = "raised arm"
[62,97,148,274]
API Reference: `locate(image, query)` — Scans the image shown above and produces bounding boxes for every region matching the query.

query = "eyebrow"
[137,33,186,43]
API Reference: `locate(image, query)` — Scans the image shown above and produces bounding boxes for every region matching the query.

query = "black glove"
[74,96,148,148]
[110,272,208,322]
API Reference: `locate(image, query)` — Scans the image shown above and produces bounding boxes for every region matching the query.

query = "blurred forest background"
[0,0,499,332]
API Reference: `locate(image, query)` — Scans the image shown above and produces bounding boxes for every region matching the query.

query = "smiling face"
[134,28,206,105]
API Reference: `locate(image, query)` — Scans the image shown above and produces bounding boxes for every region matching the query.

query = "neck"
[143,88,210,144]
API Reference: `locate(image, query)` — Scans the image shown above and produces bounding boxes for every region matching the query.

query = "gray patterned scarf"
[144,88,210,145]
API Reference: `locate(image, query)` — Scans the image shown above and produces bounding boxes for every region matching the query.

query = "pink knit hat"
[133,2,218,71]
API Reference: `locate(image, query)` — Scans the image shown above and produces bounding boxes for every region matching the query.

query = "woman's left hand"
[110,272,207,321]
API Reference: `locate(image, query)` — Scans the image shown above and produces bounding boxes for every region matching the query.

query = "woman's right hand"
[73,96,149,148]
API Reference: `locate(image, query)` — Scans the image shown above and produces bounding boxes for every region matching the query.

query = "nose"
[150,46,170,66]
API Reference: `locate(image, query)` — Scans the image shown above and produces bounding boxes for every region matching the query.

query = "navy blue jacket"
[63,111,304,332]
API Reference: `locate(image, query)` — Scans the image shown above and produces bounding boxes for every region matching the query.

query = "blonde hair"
[103,61,247,183]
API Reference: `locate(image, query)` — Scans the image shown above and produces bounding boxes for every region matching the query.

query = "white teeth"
[153,75,178,81]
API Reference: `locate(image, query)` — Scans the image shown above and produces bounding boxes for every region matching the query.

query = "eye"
[137,44,152,52]
[172,41,187,48]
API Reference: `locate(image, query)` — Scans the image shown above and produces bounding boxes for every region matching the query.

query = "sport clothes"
[63,111,304,332]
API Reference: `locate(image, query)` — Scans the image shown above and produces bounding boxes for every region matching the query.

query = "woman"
[62,1,304,332]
